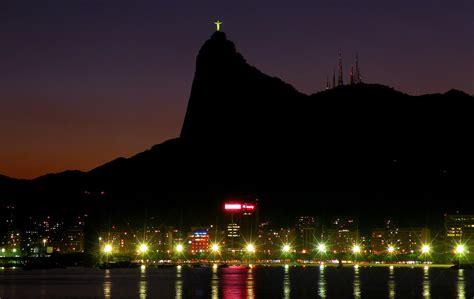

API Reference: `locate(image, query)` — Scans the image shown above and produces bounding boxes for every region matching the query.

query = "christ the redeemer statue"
[214,20,223,31]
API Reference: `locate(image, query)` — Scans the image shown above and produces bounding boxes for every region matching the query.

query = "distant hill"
[0,174,15,185]
[2,31,474,207]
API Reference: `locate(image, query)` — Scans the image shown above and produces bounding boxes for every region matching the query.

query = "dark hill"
[181,31,305,143]
[0,174,21,188]
[178,32,474,189]
[2,31,474,212]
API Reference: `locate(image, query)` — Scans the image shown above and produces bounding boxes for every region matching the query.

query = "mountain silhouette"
[0,174,24,189]
[1,31,474,201]
[179,32,474,190]
[181,31,304,143]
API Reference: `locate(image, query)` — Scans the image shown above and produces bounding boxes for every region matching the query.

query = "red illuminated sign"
[242,204,255,211]
[224,203,242,211]
[224,202,255,212]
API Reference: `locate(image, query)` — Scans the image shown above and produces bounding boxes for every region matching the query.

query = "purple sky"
[1,0,473,179]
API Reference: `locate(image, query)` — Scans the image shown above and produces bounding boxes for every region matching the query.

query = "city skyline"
[1,1,473,179]
[2,199,473,264]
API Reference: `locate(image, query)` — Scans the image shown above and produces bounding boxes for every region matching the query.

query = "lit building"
[190,230,210,254]
[258,222,274,255]
[167,227,184,253]
[370,228,388,254]
[131,225,183,258]
[1,204,21,253]
[62,228,84,253]
[296,216,318,252]
[227,223,240,238]
[98,226,142,254]
[328,217,359,253]
[371,224,429,255]
[280,228,296,245]
[370,220,399,254]
[57,215,85,253]
[396,228,430,254]
[20,215,64,255]
[258,225,296,257]
[223,200,259,250]
[207,224,224,246]
[445,214,474,247]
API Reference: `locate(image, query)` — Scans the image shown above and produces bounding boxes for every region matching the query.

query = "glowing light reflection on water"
[211,264,219,299]
[423,266,430,298]
[139,265,147,299]
[353,265,361,299]
[283,265,290,299]
[175,265,182,299]
[247,267,255,298]
[318,265,326,298]
[103,269,111,299]
[0,265,471,298]
[458,269,465,299]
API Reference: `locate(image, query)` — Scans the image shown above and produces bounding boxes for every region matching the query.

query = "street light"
[174,244,184,264]
[103,244,112,254]
[138,243,149,254]
[42,238,48,257]
[454,243,466,268]
[211,244,220,253]
[317,243,327,253]
[246,244,256,253]
[210,243,220,263]
[421,244,430,254]
[282,244,291,253]
[352,245,361,254]
[387,245,395,254]
[455,244,466,255]
[245,243,256,267]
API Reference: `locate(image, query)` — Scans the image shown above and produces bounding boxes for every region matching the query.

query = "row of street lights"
[352,243,466,256]
[100,242,468,256]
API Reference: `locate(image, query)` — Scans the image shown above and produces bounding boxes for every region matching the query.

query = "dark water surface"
[1,265,473,298]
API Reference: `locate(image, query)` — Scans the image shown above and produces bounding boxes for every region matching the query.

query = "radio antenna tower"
[338,53,344,86]
[355,52,362,84]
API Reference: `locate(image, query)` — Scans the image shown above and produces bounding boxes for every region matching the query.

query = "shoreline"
[0,262,460,270]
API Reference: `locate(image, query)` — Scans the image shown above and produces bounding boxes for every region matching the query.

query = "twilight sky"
[1,0,473,179]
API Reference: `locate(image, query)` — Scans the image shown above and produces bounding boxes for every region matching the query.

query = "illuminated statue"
[214,20,223,31]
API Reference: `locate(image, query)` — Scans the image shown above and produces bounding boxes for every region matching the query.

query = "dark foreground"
[0,265,473,298]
